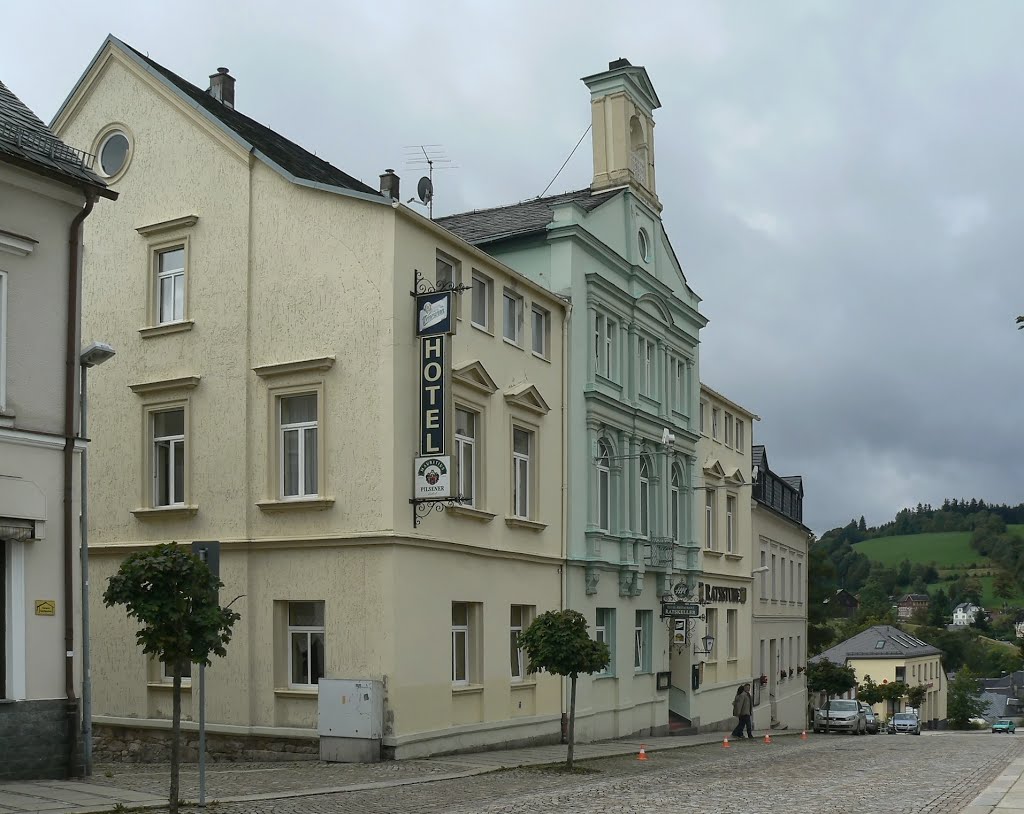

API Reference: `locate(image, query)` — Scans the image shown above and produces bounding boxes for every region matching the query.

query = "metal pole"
[79,362,93,775]
[198,662,206,807]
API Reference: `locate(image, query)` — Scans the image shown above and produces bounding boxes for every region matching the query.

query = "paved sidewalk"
[0,730,786,814]
[964,754,1024,812]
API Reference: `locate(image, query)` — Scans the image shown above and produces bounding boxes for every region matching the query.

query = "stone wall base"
[93,724,318,763]
[0,699,75,780]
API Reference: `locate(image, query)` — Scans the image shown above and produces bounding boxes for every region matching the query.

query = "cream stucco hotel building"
[55,36,569,759]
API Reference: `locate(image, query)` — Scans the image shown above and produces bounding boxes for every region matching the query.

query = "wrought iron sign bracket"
[410,495,469,528]
[410,268,472,297]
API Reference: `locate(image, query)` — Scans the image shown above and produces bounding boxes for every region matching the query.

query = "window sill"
[727,658,738,664]
[452,684,484,696]
[510,679,537,689]
[505,516,547,532]
[594,373,621,390]
[256,497,336,513]
[724,553,743,561]
[131,505,199,520]
[148,682,192,691]
[139,320,194,338]
[703,550,723,558]
[470,321,493,336]
[531,351,551,364]
[274,688,319,698]
[593,673,617,680]
[502,336,523,350]
[447,505,496,522]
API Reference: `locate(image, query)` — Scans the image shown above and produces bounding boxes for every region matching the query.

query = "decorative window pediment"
[724,466,747,485]
[504,383,550,416]
[702,458,727,479]
[453,360,498,395]
[136,215,199,237]
[128,375,201,395]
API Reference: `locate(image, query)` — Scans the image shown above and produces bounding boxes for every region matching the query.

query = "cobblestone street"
[123,733,1024,814]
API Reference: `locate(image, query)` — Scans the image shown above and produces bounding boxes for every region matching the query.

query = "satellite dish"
[417,176,433,204]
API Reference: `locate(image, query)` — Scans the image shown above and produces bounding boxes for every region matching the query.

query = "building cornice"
[128,375,201,395]
[252,356,335,378]
[0,227,38,257]
[135,214,199,236]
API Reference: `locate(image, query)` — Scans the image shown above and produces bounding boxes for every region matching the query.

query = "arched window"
[639,457,650,538]
[629,115,648,184]
[670,467,681,542]
[596,440,611,532]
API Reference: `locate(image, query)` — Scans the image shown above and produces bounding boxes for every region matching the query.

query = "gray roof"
[436,187,621,246]
[900,594,930,602]
[0,79,112,197]
[782,475,804,494]
[810,625,942,664]
[752,445,766,473]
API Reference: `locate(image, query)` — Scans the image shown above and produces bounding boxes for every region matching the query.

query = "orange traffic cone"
[800,730,808,740]
[763,733,772,744]
[637,744,648,761]
[722,737,730,748]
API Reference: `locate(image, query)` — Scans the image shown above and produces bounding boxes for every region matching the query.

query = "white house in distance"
[952,603,982,626]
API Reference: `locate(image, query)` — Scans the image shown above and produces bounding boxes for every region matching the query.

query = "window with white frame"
[594,313,615,379]
[781,556,787,601]
[0,270,6,412]
[725,413,733,446]
[727,609,738,659]
[638,337,655,396]
[280,393,318,498]
[512,427,532,518]
[288,601,325,687]
[155,246,185,325]
[639,457,651,538]
[790,560,795,602]
[436,254,459,288]
[699,400,706,434]
[452,602,472,685]
[455,407,478,507]
[596,440,611,532]
[726,495,736,553]
[152,408,185,507]
[503,289,522,344]
[771,553,777,599]
[595,607,614,674]
[634,610,652,672]
[510,605,532,681]
[797,562,803,603]
[161,658,191,685]
[531,304,549,358]
[670,468,681,542]
[712,407,719,440]
[705,489,715,549]
[673,359,685,412]
[705,607,718,661]
[471,272,492,330]
[760,549,768,595]
[736,419,745,453]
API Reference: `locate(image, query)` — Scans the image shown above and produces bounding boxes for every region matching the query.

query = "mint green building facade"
[440,59,706,740]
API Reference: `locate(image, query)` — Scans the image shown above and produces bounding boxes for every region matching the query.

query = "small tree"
[857,675,884,707]
[947,666,989,728]
[518,609,609,769]
[907,684,927,716]
[104,543,240,813]
[806,658,857,732]
[879,680,909,717]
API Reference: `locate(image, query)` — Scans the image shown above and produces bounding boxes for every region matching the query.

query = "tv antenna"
[404,145,458,219]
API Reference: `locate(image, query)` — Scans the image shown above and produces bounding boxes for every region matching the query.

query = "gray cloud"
[7,0,1023,533]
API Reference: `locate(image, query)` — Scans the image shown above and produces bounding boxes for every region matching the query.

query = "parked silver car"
[860,702,879,734]
[814,699,867,734]
[888,712,922,735]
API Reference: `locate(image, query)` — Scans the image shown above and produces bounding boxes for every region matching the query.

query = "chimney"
[609,57,632,70]
[208,67,235,109]
[379,169,400,201]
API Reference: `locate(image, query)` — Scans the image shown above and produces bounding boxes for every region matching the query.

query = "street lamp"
[79,341,114,775]
[693,633,715,657]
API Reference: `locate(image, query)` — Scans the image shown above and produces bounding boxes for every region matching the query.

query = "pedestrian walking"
[731,683,753,739]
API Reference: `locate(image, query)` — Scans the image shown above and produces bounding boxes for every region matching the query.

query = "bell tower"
[582,58,662,209]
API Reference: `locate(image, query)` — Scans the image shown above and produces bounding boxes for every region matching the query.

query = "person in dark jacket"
[731,683,754,738]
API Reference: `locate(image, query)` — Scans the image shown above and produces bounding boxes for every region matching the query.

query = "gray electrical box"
[318,678,383,763]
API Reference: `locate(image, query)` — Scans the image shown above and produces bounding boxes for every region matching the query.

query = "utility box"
[318,678,384,763]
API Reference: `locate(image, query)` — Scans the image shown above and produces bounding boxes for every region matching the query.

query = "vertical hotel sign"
[415,288,453,499]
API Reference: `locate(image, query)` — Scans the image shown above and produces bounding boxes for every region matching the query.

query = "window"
[455,407,478,507]
[638,337,655,396]
[790,560,795,602]
[98,130,130,177]
[161,658,190,685]
[797,563,803,603]
[639,458,650,538]
[727,609,738,659]
[594,314,615,379]
[736,419,745,454]
[0,270,6,412]
[670,468,681,542]
[436,254,459,288]
[503,289,522,344]
[781,557,787,601]
[596,440,610,532]
[280,393,318,498]
[637,228,650,262]
[452,602,474,685]
[705,490,715,549]
[699,401,707,433]
[726,495,736,553]
[712,408,719,440]
[510,605,529,682]
[471,272,492,330]
[725,413,733,447]
[771,553,777,599]
[531,304,549,358]
[155,246,185,325]
[595,608,614,675]
[152,408,185,507]
[797,636,802,668]
[705,608,718,661]
[672,359,686,413]
[634,610,652,672]
[512,427,532,518]
[288,601,325,688]
[760,550,768,595]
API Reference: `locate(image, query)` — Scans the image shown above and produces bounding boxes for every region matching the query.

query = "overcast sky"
[6,1,1023,534]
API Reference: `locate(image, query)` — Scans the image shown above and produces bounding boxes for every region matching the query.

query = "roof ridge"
[437,187,598,220]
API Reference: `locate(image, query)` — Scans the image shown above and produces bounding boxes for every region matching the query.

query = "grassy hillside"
[854,532,977,568]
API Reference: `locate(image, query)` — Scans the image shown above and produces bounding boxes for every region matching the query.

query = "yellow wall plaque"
[34,600,56,616]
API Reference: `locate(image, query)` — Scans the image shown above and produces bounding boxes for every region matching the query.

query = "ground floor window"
[288,601,325,687]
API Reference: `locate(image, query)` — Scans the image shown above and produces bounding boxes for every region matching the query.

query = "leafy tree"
[947,667,988,728]
[518,609,609,770]
[995,570,1015,608]
[857,578,894,621]
[857,675,884,706]
[879,680,909,717]
[971,609,991,633]
[806,658,857,733]
[858,515,867,533]
[104,543,241,813]
[907,684,927,713]
[928,589,950,626]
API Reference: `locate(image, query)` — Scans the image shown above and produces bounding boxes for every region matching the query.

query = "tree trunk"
[825,696,831,734]
[169,668,181,814]
[566,674,577,771]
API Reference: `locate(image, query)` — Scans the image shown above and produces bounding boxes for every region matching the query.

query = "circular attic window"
[98,131,130,178]
[638,228,650,262]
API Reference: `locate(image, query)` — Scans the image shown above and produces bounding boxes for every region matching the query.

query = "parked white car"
[814,699,867,734]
